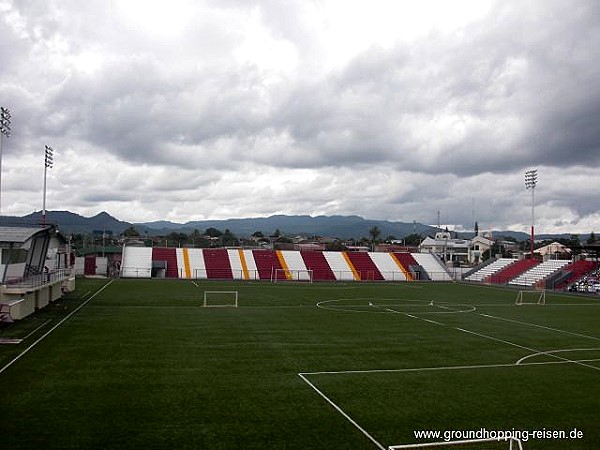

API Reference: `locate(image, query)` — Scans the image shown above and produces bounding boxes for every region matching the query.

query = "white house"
[419,232,493,265]
[535,241,571,258]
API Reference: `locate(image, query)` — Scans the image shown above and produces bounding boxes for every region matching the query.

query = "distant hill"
[0,210,438,239]
[137,215,439,240]
[0,210,139,235]
[0,210,587,241]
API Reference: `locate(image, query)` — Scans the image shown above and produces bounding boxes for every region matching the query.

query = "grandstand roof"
[0,225,66,248]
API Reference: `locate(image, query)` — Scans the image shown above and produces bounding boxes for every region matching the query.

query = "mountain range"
[0,210,580,241]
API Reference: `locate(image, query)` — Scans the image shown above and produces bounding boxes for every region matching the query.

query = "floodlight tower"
[525,168,538,258]
[42,145,54,226]
[0,106,12,215]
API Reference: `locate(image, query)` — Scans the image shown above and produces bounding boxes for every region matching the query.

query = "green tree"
[222,229,239,247]
[188,229,203,247]
[205,227,223,238]
[166,232,188,247]
[123,226,139,237]
[369,226,381,242]
[326,241,347,251]
[403,233,422,246]
[569,234,581,247]
[587,231,597,244]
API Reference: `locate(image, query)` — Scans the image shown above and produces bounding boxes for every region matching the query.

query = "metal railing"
[4,268,72,289]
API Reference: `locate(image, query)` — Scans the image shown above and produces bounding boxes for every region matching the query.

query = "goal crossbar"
[515,289,545,305]
[203,290,238,308]
[273,268,314,283]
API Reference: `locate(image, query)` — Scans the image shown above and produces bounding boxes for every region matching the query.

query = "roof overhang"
[0,225,67,249]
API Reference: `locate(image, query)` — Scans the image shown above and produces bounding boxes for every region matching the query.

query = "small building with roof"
[419,231,494,265]
[0,225,74,321]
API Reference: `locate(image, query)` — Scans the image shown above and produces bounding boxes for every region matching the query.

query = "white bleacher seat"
[121,247,152,278]
[411,253,451,281]
[323,252,356,281]
[509,259,570,286]
[465,258,516,282]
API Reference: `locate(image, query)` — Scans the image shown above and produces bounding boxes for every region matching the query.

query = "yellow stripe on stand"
[390,252,413,281]
[342,252,361,281]
[238,249,250,280]
[275,250,292,280]
[182,248,192,279]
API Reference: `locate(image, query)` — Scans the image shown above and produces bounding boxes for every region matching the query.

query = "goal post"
[273,268,314,283]
[515,289,545,306]
[203,291,238,308]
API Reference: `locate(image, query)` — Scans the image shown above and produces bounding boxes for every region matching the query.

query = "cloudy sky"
[1,0,599,234]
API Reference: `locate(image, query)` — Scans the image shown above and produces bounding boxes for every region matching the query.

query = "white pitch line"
[450,327,600,372]
[297,373,386,450]
[301,362,518,377]
[22,319,53,341]
[0,279,114,376]
[477,312,600,342]
[516,347,600,365]
[390,306,600,373]
[422,318,443,326]
[300,357,600,377]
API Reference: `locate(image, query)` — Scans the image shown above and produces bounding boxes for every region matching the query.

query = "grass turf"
[0,278,598,449]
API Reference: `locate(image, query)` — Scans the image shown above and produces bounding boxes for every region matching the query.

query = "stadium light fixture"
[525,169,538,258]
[42,145,54,226]
[0,106,12,215]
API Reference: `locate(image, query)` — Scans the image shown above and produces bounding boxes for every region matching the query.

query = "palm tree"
[369,226,381,242]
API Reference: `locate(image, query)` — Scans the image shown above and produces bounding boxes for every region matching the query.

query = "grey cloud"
[1,0,599,233]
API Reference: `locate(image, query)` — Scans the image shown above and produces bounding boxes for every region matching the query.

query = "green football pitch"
[1,278,598,450]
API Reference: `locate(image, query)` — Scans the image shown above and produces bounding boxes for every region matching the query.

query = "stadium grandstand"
[118,233,600,291]
[0,224,75,322]
[120,244,451,282]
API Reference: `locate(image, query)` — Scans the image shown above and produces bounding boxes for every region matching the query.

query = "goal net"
[203,291,238,308]
[515,290,546,306]
[389,437,523,449]
[273,269,314,283]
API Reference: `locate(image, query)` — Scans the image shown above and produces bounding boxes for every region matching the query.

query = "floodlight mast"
[0,106,12,215]
[42,145,54,227]
[525,169,538,258]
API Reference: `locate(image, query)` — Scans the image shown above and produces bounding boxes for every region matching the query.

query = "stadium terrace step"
[508,259,571,287]
[300,251,336,281]
[369,252,408,281]
[345,252,384,281]
[555,260,599,289]
[152,247,179,278]
[203,249,233,279]
[464,258,516,282]
[252,250,286,280]
[392,253,418,280]
[488,259,539,284]
[411,253,451,281]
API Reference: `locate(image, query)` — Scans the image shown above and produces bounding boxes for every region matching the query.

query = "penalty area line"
[477,312,600,342]
[298,372,386,450]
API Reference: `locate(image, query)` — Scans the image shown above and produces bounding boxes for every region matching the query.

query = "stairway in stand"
[152,247,179,278]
